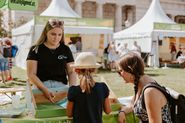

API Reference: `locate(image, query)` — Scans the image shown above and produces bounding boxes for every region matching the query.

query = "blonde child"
[67,52,111,123]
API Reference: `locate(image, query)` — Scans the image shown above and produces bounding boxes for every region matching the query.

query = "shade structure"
[12,0,113,69]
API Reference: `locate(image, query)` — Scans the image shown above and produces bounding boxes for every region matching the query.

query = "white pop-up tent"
[12,0,113,69]
[113,0,185,67]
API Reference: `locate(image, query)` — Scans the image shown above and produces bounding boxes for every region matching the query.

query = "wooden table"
[0,87,25,99]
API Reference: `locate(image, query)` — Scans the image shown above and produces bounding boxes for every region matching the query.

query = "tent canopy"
[113,0,176,54]
[113,0,175,40]
[12,0,113,36]
[12,0,80,36]
[12,0,113,69]
[113,0,181,67]
[40,0,79,17]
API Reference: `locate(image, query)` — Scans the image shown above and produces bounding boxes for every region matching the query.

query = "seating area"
[0,87,25,104]
[160,59,185,68]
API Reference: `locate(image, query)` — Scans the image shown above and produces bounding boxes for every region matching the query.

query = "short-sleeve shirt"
[68,82,109,123]
[26,43,74,84]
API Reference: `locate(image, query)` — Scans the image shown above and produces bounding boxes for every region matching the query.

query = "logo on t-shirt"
[58,55,67,60]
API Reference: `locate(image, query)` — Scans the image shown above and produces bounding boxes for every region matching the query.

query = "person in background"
[0,40,9,82]
[103,43,110,69]
[108,41,117,71]
[117,52,172,123]
[76,39,82,52]
[4,39,13,81]
[176,47,183,59]
[131,41,141,56]
[27,18,77,103]
[2,35,13,81]
[170,43,176,61]
[68,41,77,59]
[67,52,111,123]
[118,43,129,57]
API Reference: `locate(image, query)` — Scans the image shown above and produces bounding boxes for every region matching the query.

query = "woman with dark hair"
[26,18,76,103]
[117,52,172,123]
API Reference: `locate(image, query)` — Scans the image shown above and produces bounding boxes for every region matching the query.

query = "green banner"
[0,0,6,8]
[35,16,114,28]
[8,0,38,11]
[154,22,185,31]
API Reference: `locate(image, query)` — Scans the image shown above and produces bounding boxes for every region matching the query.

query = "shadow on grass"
[0,77,26,88]
[13,78,26,83]
[99,68,168,77]
[98,68,112,73]
[146,73,165,76]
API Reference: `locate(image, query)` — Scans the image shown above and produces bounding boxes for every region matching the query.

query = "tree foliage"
[0,10,6,37]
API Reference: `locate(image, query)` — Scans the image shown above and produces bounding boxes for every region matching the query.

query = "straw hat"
[71,52,101,68]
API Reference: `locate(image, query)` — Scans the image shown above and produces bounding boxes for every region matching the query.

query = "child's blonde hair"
[76,68,95,93]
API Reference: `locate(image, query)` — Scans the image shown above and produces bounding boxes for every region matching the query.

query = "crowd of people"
[103,41,141,71]
[0,34,14,83]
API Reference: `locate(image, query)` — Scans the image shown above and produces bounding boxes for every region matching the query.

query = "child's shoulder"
[68,85,82,95]
[95,82,108,87]
[69,85,80,88]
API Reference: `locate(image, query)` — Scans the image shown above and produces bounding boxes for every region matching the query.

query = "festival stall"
[113,0,185,67]
[11,0,113,69]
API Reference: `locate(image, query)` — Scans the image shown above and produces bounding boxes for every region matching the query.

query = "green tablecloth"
[1,113,138,123]
[1,103,139,123]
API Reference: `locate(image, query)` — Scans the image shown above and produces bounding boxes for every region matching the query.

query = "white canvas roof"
[113,0,175,40]
[12,0,113,36]
[12,0,113,69]
[40,0,80,17]
[12,0,80,36]
[113,0,178,67]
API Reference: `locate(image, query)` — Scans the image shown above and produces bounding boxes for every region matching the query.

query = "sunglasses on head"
[48,18,64,28]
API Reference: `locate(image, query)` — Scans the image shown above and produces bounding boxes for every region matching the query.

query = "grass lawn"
[5,66,185,98]
[99,67,185,97]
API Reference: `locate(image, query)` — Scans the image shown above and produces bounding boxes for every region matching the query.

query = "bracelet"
[118,110,126,114]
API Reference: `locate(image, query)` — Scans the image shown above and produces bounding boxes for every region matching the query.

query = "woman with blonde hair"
[27,18,76,103]
[67,52,111,123]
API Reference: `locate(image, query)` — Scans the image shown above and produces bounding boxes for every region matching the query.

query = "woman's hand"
[118,111,126,123]
[42,89,56,103]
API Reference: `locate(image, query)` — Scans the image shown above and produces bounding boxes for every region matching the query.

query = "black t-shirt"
[68,82,109,123]
[104,47,108,54]
[176,51,182,59]
[26,43,74,84]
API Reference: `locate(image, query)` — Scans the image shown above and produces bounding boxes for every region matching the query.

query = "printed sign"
[0,0,6,8]
[154,22,185,31]
[35,16,114,28]
[8,0,38,11]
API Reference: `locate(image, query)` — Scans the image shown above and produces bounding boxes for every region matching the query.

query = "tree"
[0,10,6,37]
